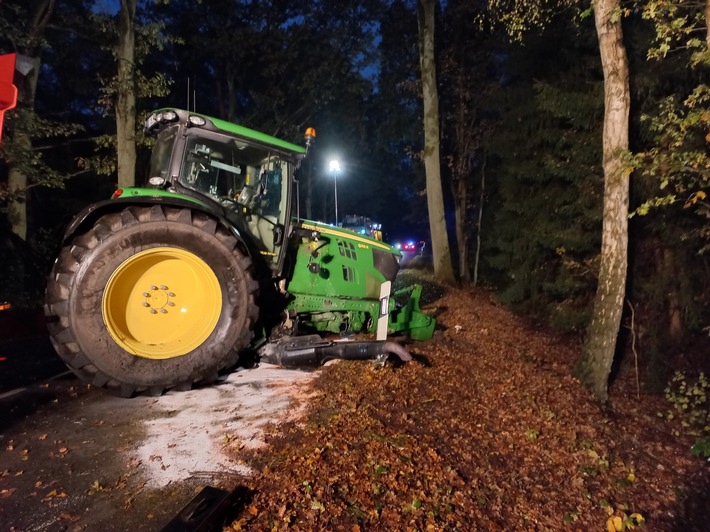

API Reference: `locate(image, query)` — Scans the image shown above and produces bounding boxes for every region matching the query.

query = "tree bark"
[116,0,137,188]
[455,174,469,282]
[449,59,477,283]
[662,248,684,341]
[473,152,486,286]
[7,56,40,241]
[416,0,455,284]
[575,0,631,402]
[7,0,54,240]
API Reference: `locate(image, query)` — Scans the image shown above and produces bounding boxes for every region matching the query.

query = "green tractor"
[44,109,435,396]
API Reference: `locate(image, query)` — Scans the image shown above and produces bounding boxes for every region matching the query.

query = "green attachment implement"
[388,284,435,341]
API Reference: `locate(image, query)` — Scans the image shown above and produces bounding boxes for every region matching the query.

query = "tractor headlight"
[188,115,206,127]
[148,176,166,188]
[145,110,179,133]
[161,110,177,121]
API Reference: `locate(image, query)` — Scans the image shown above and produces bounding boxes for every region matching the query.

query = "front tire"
[45,205,258,396]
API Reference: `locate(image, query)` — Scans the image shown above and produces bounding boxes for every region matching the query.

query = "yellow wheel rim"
[103,247,222,359]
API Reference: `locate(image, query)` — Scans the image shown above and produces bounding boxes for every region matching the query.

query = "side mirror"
[273,224,284,246]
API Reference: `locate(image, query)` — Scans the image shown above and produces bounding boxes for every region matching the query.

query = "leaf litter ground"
[228,274,710,531]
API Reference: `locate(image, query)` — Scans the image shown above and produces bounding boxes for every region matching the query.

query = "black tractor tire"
[45,205,259,396]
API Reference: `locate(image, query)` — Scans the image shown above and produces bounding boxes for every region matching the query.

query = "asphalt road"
[0,332,202,531]
[0,328,317,531]
[0,335,68,396]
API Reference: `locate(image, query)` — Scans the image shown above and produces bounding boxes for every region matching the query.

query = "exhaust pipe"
[259,334,412,368]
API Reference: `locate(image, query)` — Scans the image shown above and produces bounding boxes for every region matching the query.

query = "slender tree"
[440,0,495,283]
[473,152,486,286]
[575,0,631,402]
[115,0,136,188]
[416,0,455,283]
[77,2,172,184]
[483,0,631,400]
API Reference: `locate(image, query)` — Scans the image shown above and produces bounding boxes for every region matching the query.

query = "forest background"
[0,0,709,413]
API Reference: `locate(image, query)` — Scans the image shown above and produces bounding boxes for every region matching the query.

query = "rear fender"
[60,196,250,258]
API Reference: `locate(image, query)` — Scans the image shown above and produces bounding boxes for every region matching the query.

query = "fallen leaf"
[88,480,104,495]
[58,512,81,523]
[607,515,622,532]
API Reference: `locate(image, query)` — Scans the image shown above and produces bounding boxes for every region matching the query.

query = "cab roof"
[153,108,307,155]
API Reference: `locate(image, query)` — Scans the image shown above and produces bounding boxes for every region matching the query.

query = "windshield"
[179,134,292,266]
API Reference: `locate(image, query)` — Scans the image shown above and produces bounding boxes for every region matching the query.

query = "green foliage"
[642,0,710,66]
[77,10,175,177]
[662,371,710,456]
[0,110,85,198]
[91,11,177,108]
[631,0,710,348]
[636,0,710,248]
[481,0,578,42]
[691,435,710,459]
[664,371,709,428]
[525,428,540,440]
[634,86,710,251]
[480,15,603,331]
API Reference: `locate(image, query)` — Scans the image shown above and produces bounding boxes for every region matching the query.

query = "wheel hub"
[142,285,175,314]
[102,247,222,359]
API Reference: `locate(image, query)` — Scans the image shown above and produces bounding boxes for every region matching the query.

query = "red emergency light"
[0,53,18,143]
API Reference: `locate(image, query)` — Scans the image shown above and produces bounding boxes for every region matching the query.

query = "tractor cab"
[144,109,304,271]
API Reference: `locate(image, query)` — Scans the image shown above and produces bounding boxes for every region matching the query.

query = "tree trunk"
[575,0,631,402]
[455,175,470,282]
[662,248,684,341]
[473,153,486,286]
[7,55,40,241]
[7,0,54,240]
[116,0,137,188]
[705,0,710,48]
[416,0,455,284]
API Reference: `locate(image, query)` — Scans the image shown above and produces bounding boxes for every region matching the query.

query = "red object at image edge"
[0,53,18,143]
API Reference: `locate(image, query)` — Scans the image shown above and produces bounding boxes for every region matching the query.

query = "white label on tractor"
[377,281,391,341]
